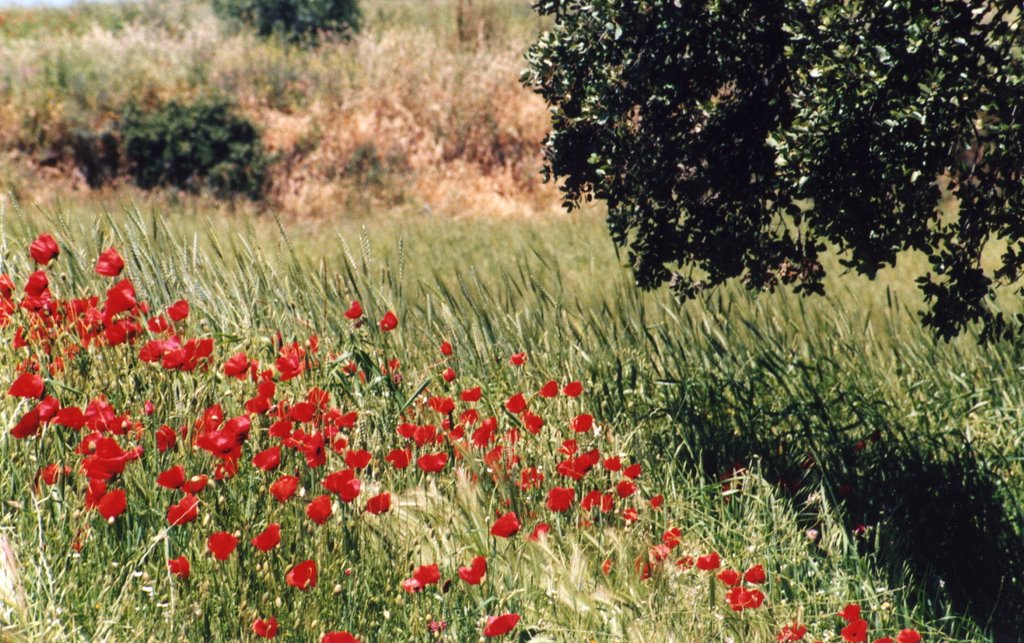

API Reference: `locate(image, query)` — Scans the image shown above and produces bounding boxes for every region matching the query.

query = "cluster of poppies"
[2,233,924,641]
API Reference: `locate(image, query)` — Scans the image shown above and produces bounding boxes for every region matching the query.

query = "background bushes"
[121,98,269,200]
[212,0,361,43]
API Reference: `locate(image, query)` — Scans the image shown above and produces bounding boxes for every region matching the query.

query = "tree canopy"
[524,0,1024,339]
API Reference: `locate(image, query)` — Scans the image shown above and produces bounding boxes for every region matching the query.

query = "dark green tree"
[213,0,360,43]
[524,1,1024,340]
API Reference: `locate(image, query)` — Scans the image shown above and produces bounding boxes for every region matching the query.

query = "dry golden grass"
[0,0,559,219]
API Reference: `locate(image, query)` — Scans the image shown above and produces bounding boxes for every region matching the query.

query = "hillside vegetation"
[0,0,554,217]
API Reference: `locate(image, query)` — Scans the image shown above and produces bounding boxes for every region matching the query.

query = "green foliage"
[120,98,269,200]
[524,0,1024,341]
[212,0,361,43]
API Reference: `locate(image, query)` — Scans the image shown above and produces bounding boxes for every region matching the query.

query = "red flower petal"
[167,555,190,579]
[251,523,281,552]
[7,373,44,399]
[546,487,575,513]
[29,233,60,265]
[207,531,238,561]
[97,489,127,520]
[306,495,333,524]
[490,512,521,538]
[252,616,278,639]
[483,613,520,637]
[366,492,391,515]
[167,494,199,526]
[285,559,318,590]
[95,247,125,277]
[378,311,398,331]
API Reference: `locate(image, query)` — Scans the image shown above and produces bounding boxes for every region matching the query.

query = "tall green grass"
[0,201,1019,640]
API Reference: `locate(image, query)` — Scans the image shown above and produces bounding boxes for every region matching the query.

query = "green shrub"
[212,0,360,44]
[120,99,269,200]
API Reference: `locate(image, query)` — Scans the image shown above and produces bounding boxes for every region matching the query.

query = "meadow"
[0,202,1020,642]
[0,1,1023,642]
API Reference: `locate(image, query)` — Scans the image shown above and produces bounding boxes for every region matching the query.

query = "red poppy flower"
[322,632,360,643]
[528,523,550,541]
[461,387,482,402]
[54,406,86,430]
[253,446,281,471]
[546,487,575,513]
[840,619,868,643]
[696,552,721,571]
[483,613,520,637]
[385,448,412,469]
[616,480,636,498]
[345,449,372,469]
[562,381,583,397]
[85,479,107,509]
[744,564,766,584]
[167,300,190,321]
[379,311,398,331]
[95,247,124,277]
[29,233,60,265]
[490,512,521,538]
[104,279,137,317]
[252,523,281,552]
[716,568,741,586]
[97,489,127,520]
[538,380,559,398]
[522,411,544,434]
[442,367,456,382]
[167,555,190,579]
[509,352,527,366]
[416,453,448,473]
[344,301,362,320]
[777,623,808,642]
[895,630,921,643]
[401,578,422,593]
[505,393,527,414]
[413,563,440,586]
[270,475,300,503]
[366,492,391,515]
[458,556,487,585]
[307,495,333,524]
[223,352,250,379]
[167,494,200,525]
[323,469,361,502]
[156,424,178,452]
[725,586,765,611]
[183,475,209,494]
[838,604,862,623]
[623,463,642,479]
[570,414,594,433]
[8,373,44,399]
[285,559,318,590]
[38,463,63,486]
[440,341,453,356]
[157,465,186,490]
[252,616,278,638]
[21,274,51,306]
[207,531,239,560]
